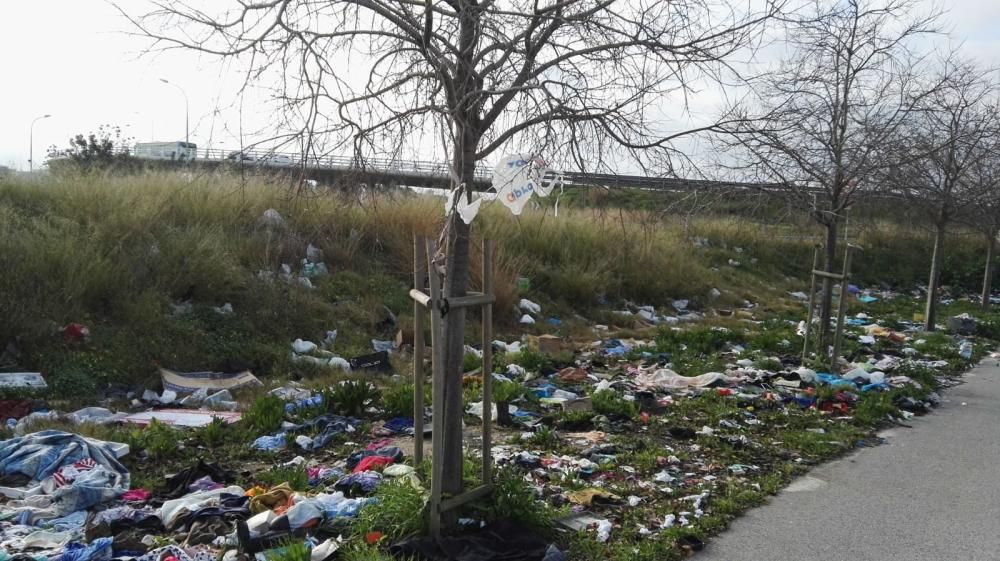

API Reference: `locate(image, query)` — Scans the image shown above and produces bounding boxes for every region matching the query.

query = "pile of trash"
[0,280,990,559]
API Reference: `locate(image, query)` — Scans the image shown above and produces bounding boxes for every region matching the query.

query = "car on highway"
[261,154,295,167]
[225,151,256,163]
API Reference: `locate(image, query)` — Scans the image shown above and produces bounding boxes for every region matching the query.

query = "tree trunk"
[982,230,996,311]
[924,222,946,331]
[818,220,838,352]
[438,122,478,532]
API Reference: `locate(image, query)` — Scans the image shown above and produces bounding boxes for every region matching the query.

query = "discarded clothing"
[57,537,113,561]
[0,431,129,515]
[333,472,382,495]
[164,460,234,499]
[121,489,152,502]
[353,456,395,473]
[249,484,294,515]
[390,520,556,561]
[346,446,403,470]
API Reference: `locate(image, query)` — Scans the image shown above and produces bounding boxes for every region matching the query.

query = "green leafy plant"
[324,380,381,417]
[591,390,638,419]
[556,409,595,430]
[474,467,554,532]
[526,425,560,448]
[194,417,229,447]
[243,394,285,436]
[127,418,180,461]
[264,539,312,561]
[353,479,428,541]
[256,464,310,491]
[383,381,431,418]
[492,380,526,403]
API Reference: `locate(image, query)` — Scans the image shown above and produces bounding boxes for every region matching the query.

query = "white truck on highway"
[134,141,197,161]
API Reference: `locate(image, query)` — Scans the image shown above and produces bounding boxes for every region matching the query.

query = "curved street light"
[29,114,52,173]
[159,78,189,147]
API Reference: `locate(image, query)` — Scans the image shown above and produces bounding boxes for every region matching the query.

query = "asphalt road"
[698,355,1000,561]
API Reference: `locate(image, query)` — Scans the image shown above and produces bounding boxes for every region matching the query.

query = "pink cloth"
[365,438,394,452]
[122,489,152,502]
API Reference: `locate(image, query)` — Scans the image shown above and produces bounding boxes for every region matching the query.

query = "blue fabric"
[815,373,856,388]
[382,418,413,435]
[58,537,113,561]
[252,433,287,451]
[47,510,88,532]
[861,382,891,392]
[0,431,128,514]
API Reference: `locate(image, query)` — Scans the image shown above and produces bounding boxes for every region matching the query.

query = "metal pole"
[29,114,52,173]
[159,78,190,154]
[802,245,820,364]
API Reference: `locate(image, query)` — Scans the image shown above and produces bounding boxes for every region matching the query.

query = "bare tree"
[715,0,940,349]
[121,0,779,528]
[885,59,1000,329]
[958,139,1000,311]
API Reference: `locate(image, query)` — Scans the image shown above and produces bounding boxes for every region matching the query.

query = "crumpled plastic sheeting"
[634,369,731,390]
[0,431,129,515]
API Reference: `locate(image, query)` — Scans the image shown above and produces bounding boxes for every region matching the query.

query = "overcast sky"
[0,0,997,171]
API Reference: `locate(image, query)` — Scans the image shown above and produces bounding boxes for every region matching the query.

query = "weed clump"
[591,390,638,419]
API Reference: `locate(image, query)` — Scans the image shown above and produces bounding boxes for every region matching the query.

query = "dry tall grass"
[0,170,987,387]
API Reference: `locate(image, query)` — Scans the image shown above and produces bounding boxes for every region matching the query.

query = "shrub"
[591,390,638,419]
[324,380,380,417]
[243,395,285,436]
[256,464,310,491]
[353,479,427,540]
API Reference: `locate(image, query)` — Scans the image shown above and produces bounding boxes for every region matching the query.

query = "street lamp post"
[159,78,189,149]
[29,114,52,173]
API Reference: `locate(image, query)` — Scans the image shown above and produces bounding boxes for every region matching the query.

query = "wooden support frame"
[801,243,863,369]
[410,236,496,538]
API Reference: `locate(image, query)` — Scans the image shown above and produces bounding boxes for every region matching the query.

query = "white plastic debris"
[292,339,318,354]
[595,519,613,543]
[295,435,314,449]
[627,496,642,507]
[653,470,674,483]
[519,299,542,314]
[672,299,689,311]
[323,330,338,348]
[259,208,285,228]
[305,244,324,263]
[328,357,351,371]
[519,314,536,325]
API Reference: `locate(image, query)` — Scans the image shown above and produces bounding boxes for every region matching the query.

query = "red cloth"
[353,456,394,473]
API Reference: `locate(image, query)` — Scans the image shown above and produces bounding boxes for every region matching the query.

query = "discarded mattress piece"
[123,409,242,427]
[0,372,47,390]
[634,369,731,390]
[159,368,261,393]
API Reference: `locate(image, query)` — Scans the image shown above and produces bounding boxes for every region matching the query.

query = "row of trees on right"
[715,0,1000,340]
